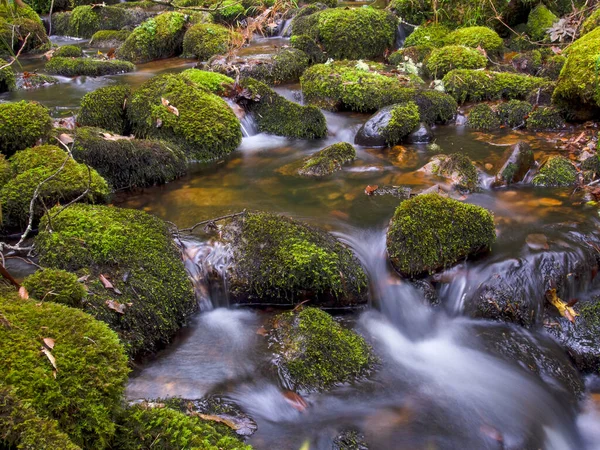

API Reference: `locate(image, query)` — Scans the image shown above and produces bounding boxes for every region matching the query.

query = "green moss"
[443,69,552,103]
[525,106,564,130]
[66,5,141,38]
[290,4,325,37]
[526,5,557,41]
[23,269,86,307]
[243,48,310,84]
[389,45,433,66]
[89,29,131,46]
[390,0,512,27]
[0,4,49,54]
[35,204,196,358]
[72,126,187,189]
[387,193,495,276]
[412,89,457,124]
[290,34,326,64]
[0,154,10,188]
[0,101,52,157]
[1,145,110,230]
[580,300,600,330]
[182,23,235,60]
[45,57,135,76]
[0,59,16,93]
[128,74,241,161]
[426,45,487,78]
[581,8,600,35]
[0,288,129,448]
[443,27,503,55]
[384,101,420,145]
[540,54,566,80]
[78,85,131,135]
[496,100,532,127]
[404,24,449,48]
[117,12,188,63]
[180,68,233,95]
[426,152,479,192]
[49,11,71,35]
[532,156,577,186]
[467,103,500,130]
[53,45,83,57]
[298,142,355,177]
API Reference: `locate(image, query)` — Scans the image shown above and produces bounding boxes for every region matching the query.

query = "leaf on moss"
[18,286,29,300]
[43,337,55,349]
[41,346,57,371]
[106,299,126,314]
[546,288,578,323]
[99,274,114,289]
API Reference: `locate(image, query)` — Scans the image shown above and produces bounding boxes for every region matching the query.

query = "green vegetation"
[290,34,326,64]
[467,104,500,130]
[90,29,131,47]
[0,101,52,156]
[0,59,16,93]
[45,57,135,76]
[525,106,564,130]
[511,50,543,75]
[180,68,233,95]
[425,152,480,192]
[532,156,577,186]
[54,45,83,57]
[412,90,457,124]
[443,26,503,54]
[496,100,532,127]
[389,45,433,65]
[540,54,566,80]
[242,48,310,84]
[426,45,487,78]
[404,24,448,48]
[581,8,600,35]
[298,142,356,177]
[0,4,49,55]
[526,5,557,41]
[385,102,420,145]
[78,85,131,135]
[22,269,86,307]
[182,23,236,60]
[64,5,144,38]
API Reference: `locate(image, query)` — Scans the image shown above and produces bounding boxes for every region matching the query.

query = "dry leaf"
[195,413,241,430]
[99,274,114,289]
[106,299,126,314]
[43,337,55,349]
[18,286,29,300]
[161,97,170,107]
[77,274,90,283]
[282,390,308,412]
[167,105,179,116]
[58,133,74,145]
[546,289,578,323]
[365,185,378,195]
[256,326,267,336]
[41,347,57,371]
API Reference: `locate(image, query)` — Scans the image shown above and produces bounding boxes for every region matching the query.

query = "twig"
[48,0,55,36]
[0,262,20,288]
[5,256,42,269]
[180,209,247,233]
[0,32,30,70]
[47,165,92,226]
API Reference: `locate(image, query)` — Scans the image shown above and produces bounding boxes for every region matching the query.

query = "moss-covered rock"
[117,12,188,63]
[22,269,86,307]
[532,156,577,186]
[526,5,557,41]
[389,45,432,66]
[426,45,487,78]
[0,4,49,55]
[467,103,500,130]
[222,211,369,306]
[78,85,131,135]
[54,44,83,57]
[421,152,480,192]
[525,105,565,130]
[298,142,355,177]
[1,145,110,230]
[45,57,135,76]
[403,23,449,48]
[493,141,534,186]
[0,287,129,448]
[412,89,457,124]
[387,194,495,277]
[290,34,326,64]
[354,101,420,146]
[182,23,235,60]
[496,99,532,127]
[72,126,187,189]
[239,48,310,84]
[239,77,327,139]
[581,8,600,35]
[0,59,16,93]
[89,29,131,47]
[128,74,241,161]
[35,204,197,357]
[0,101,52,157]
[62,5,149,38]
[180,68,233,95]
[511,49,543,75]
[443,26,503,55]
[16,72,59,90]
[0,154,11,188]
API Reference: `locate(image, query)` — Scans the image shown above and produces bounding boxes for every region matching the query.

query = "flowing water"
[3,34,600,450]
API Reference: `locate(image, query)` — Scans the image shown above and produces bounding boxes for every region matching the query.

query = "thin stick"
[0,32,30,70]
[180,210,247,233]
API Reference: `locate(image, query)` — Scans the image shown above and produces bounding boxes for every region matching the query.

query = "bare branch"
[179,209,247,233]
[0,32,30,71]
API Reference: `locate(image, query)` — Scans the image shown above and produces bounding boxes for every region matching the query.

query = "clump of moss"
[180,68,233,95]
[45,57,135,76]
[270,307,376,391]
[239,77,327,139]
[443,69,552,103]
[53,44,83,57]
[224,211,368,306]
[128,74,241,161]
[526,106,565,130]
[0,4,49,54]
[35,204,196,357]
[182,23,236,60]
[0,101,52,157]
[467,103,500,130]
[426,45,487,78]
[581,8,600,35]
[387,194,495,276]
[90,29,131,47]
[532,156,577,186]
[290,34,326,64]
[298,142,355,177]
[404,23,449,48]
[72,126,187,189]
[496,100,532,127]
[23,269,86,307]
[0,154,11,187]
[511,49,543,75]
[241,48,310,84]
[443,26,503,55]
[526,5,557,41]
[1,145,110,230]
[424,152,480,192]
[0,59,16,93]
[78,85,131,135]
[0,287,129,448]
[384,101,420,145]
[65,5,145,38]
[117,12,188,63]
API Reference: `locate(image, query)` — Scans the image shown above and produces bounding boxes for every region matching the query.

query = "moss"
[53,45,83,57]
[532,156,577,186]
[389,45,433,66]
[0,101,52,157]
[540,54,566,80]
[403,24,449,48]
[290,34,326,64]
[239,77,327,139]
[45,57,135,76]
[467,103,500,130]
[511,49,543,75]
[89,29,131,47]
[1,145,110,230]
[180,68,233,95]
[242,48,310,84]
[0,4,49,54]
[0,59,16,93]
[117,12,188,63]
[443,69,552,103]
[35,204,196,358]
[113,404,251,450]
[0,154,10,188]
[496,100,532,127]
[290,3,326,37]
[0,288,129,448]
[78,85,131,135]
[66,5,142,38]
[581,8,600,35]
[301,61,415,112]
[411,89,457,124]
[426,45,487,78]
[182,23,235,60]
[383,101,420,145]
[443,26,503,55]
[225,211,368,306]
[426,152,479,192]
[128,74,241,161]
[72,126,187,190]
[525,106,564,130]
[526,5,557,41]
[387,193,495,276]
[49,11,71,35]
[22,269,86,307]
[298,142,356,177]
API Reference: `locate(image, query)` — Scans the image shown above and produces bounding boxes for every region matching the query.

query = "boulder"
[45,57,135,76]
[532,156,577,187]
[354,102,420,146]
[77,85,131,135]
[0,101,52,156]
[420,153,480,192]
[426,45,487,78]
[493,141,535,187]
[298,142,356,177]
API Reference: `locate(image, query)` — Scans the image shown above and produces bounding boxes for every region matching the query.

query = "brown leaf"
[106,299,126,314]
[99,274,114,289]
[282,390,308,412]
[545,288,578,323]
[365,185,378,195]
[195,413,241,430]
[77,274,90,283]
[256,326,267,336]
[18,286,29,300]
[167,104,179,117]
[107,47,116,59]
[58,133,74,145]
[41,347,57,371]
[43,337,55,349]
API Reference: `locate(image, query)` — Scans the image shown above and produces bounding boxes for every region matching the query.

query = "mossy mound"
[526,5,556,41]
[298,142,356,177]
[240,48,310,84]
[35,204,197,358]
[270,307,376,391]
[180,68,233,95]
[442,69,551,103]
[0,154,11,187]
[385,101,421,145]
[239,78,327,139]
[0,4,49,55]
[0,59,16,93]
[16,72,59,90]
[78,85,131,135]
[0,101,52,157]
[525,106,565,130]
[0,288,129,448]
[290,34,326,64]
[72,127,187,190]
[22,269,86,307]
[45,57,135,76]
[54,44,83,57]
[117,12,188,63]
[62,5,149,38]
[467,104,500,130]
[1,145,110,230]
[90,29,131,47]
[532,156,577,186]
[426,45,487,78]
[182,23,235,60]
[443,26,503,55]
[413,90,457,124]
[387,194,495,277]
[496,100,532,127]
[403,24,448,48]
[581,8,600,35]
[422,153,480,192]
[128,74,241,161]
[223,211,369,306]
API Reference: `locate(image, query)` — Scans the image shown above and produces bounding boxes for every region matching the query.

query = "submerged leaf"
[546,288,578,323]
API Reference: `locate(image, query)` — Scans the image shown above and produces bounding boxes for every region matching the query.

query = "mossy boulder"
[493,141,535,186]
[581,8,600,35]
[0,101,52,157]
[426,45,487,78]
[45,57,135,76]
[22,269,86,307]
[467,103,500,130]
[298,142,356,177]
[180,68,233,95]
[270,307,376,391]
[54,44,83,57]
[355,102,420,147]
[238,48,310,84]
[35,204,197,357]
[290,34,327,64]
[128,74,241,161]
[222,211,369,306]
[389,45,432,66]
[496,99,532,127]
[443,26,503,55]
[90,29,131,47]
[525,106,565,130]
[0,59,16,93]
[182,23,236,60]
[532,156,577,186]
[421,153,480,192]
[387,194,495,277]
[72,127,187,190]
[404,23,448,48]
[238,78,327,139]
[78,85,131,135]
[412,89,457,124]
[526,5,557,41]
[1,145,110,230]
[0,4,49,55]
[60,5,150,38]
[0,288,129,448]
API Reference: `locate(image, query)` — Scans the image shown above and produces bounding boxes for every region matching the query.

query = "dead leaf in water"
[282,390,308,412]
[546,288,578,323]
[194,413,241,430]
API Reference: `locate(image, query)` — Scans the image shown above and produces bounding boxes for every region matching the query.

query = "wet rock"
[355,103,420,147]
[333,429,369,450]
[365,185,412,198]
[420,153,480,193]
[298,142,356,177]
[405,122,433,144]
[16,72,58,90]
[45,57,135,77]
[492,141,535,187]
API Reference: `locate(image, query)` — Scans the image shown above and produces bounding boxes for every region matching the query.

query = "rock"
[412,89,457,125]
[0,101,52,156]
[45,57,135,76]
[290,34,327,64]
[526,5,557,42]
[425,45,487,78]
[180,68,234,96]
[16,72,58,90]
[78,85,131,135]
[53,44,83,57]
[181,396,258,437]
[532,156,578,187]
[90,29,131,47]
[526,106,565,131]
[467,104,500,130]
[511,50,543,75]
[333,430,369,450]
[298,142,356,177]
[493,141,535,187]
[406,122,433,143]
[182,23,239,60]
[420,153,480,192]
[443,26,503,55]
[22,269,86,307]
[0,59,15,93]
[496,100,533,128]
[0,4,49,55]
[355,102,420,146]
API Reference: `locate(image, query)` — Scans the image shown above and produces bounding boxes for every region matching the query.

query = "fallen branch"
[0,262,20,288]
[0,32,30,71]
[180,209,247,233]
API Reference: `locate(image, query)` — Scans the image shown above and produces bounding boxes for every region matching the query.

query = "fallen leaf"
[106,299,126,314]
[99,274,114,289]
[43,337,55,349]
[195,413,241,430]
[58,133,74,145]
[282,390,308,412]
[167,104,179,116]
[256,326,267,336]
[546,288,578,323]
[161,97,170,107]
[365,185,378,195]
[41,347,57,371]
[18,286,28,299]
[77,274,90,283]
[113,287,122,295]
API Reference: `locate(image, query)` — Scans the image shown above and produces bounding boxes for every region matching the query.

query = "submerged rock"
[493,141,535,187]
[298,142,356,177]
[16,72,59,90]
[420,153,480,192]
[354,102,420,147]
[405,122,433,144]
